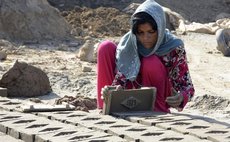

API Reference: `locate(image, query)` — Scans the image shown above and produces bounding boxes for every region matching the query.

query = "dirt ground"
[2,31,229,122]
[0,0,230,123]
[177,32,230,122]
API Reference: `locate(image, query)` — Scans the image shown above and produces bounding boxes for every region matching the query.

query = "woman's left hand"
[165,88,184,108]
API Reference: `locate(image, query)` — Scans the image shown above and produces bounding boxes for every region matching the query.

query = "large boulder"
[0,61,52,97]
[216,29,230,56]
[185,22,219,34]
[0,0,71,43]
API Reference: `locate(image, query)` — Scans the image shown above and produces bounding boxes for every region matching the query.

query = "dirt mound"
[47,0,229,38]
[189,95,230,110]
[0,0,72,43]
[62,6,130,38]
[47,0,136,11]
[48,0,230,23]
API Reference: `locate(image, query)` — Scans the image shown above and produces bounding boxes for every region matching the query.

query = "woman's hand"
[165,88,184,108]
[101,85,123,102]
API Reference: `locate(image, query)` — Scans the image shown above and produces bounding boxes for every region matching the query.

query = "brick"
[0,131,24,142]
[208,134,230,142]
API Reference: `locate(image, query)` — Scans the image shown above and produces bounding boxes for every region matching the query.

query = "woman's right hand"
[101,85,123,101]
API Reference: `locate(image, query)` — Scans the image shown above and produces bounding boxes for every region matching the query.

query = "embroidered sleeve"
[111,71,127,87]
[164,46,195,109]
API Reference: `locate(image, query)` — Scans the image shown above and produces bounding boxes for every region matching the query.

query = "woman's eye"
[137,31,144,35]
[149,30,156,33]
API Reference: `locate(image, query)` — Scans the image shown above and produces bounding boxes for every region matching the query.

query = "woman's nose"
[143,33,151,40]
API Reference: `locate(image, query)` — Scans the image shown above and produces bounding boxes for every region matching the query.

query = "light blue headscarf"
[116,0,184,81]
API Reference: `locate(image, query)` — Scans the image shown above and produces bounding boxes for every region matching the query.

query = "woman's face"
[136,22,158,49]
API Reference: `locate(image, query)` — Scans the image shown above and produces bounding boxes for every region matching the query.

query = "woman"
[97,0,194,112]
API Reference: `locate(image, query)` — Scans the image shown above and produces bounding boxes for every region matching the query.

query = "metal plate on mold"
[103,87,156,115]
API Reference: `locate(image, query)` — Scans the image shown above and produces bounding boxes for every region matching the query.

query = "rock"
[215,13,230,21]
[82,65,92,72]
[122,3,140,14]
[0,51,7,60]
[29,98,42,103]
[178,20,187,34]
[163,7,185,31]
[0,60,52,97]
[0,39,14,47]
[216,29,230,56]
[224,0,230,4]
[77,40,96,62]
[185,22,219,34]
[216,18,230,29]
